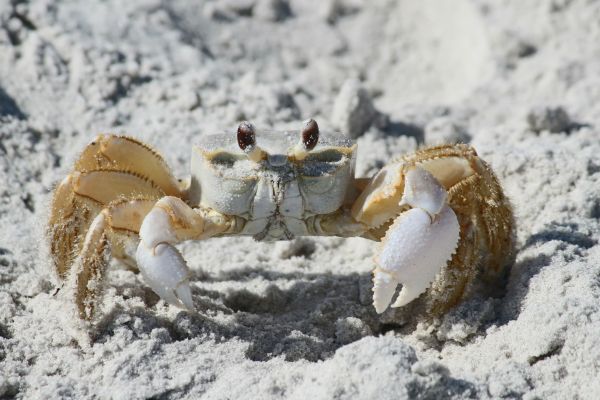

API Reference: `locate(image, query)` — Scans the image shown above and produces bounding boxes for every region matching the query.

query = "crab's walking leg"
[136,197,234,310]
[49,169,164,278]
[48,134,181,281]
[49,175,85,279]
[75,134,182,196]
[372,167,460,313]
[427,163,514,315]
[72,199,156,320]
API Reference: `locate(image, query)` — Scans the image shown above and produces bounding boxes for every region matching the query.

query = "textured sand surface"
[2,0,600,399]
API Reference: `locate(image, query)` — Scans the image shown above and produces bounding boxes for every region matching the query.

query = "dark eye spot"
[237,121,256,151]
[210,152,237,167]
[306,149,344,163]
[301,119,319,150]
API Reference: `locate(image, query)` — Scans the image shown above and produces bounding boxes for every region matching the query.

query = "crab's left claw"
[134,196,235,312]
[135,203,195,310]
[136,242,194,310]
[373,167,460,313]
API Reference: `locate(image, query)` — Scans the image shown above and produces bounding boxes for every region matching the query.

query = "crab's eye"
[237,121,256,151]
[301,119,319,151]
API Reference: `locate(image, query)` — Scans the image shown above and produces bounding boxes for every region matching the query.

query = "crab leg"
[49,169,165,280]
[136,197,234,310]
[48,132,177,281]
[70,199,157,320]
[372,167,460,313]
[48,174,84,279]
[75,134,182,196]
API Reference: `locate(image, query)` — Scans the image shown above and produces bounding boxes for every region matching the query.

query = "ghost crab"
[48,119,514,322]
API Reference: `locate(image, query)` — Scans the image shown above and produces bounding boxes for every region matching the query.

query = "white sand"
[2,0,600,398]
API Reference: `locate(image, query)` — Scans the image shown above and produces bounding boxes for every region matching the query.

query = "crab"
[48,119,514,322]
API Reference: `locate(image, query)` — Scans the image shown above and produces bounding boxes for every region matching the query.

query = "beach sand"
[1,0,600,398]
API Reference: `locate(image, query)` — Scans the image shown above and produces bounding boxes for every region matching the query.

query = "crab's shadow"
[88,230,524,362]
[209,267,382,362]
[94,255,516,362]
[497,221,597,325]
[94,266,389,361]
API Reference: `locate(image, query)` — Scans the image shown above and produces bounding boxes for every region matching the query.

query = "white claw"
[139,206,177,249]
[399,167,448,217]
[372,167,460,313]
[135,242,194,310]
[374,206,459,312]
[175,282,194,310]
[372,269,399,314]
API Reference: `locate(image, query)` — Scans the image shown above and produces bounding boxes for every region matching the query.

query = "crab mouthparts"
[268,154,288,166]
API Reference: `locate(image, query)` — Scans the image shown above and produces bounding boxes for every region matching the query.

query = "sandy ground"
[1,0,600,399]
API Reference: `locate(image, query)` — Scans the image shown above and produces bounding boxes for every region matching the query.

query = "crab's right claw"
[135,242,194,310]
[372,167,460,313]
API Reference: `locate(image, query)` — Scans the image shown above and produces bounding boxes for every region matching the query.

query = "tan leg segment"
[70,199,157,320]
[49,170,163,280]
[444,156,514,274]
[73,170,164,205]
[74,134,181,196]
[428,160,514,315]
[49,176,76,278]
[107,199,158,270]
[72,211,109,320]
[471,159,515,275]
[48,175,97,279]
[428,219,479,316]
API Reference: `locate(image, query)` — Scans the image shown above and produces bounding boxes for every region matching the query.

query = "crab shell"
[188,130,357,240]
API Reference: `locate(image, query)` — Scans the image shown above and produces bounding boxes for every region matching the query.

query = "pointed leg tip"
[372,269,398,314]
[373,303,388,314]
[390,281,432,309]
[176,282,194,311]
[158,287,182,307]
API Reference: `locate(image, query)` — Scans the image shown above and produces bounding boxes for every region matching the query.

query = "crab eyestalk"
[291,118,319,160]
[237,121,265,162]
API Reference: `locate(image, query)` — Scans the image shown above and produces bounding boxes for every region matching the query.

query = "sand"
[1,0,600,399]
